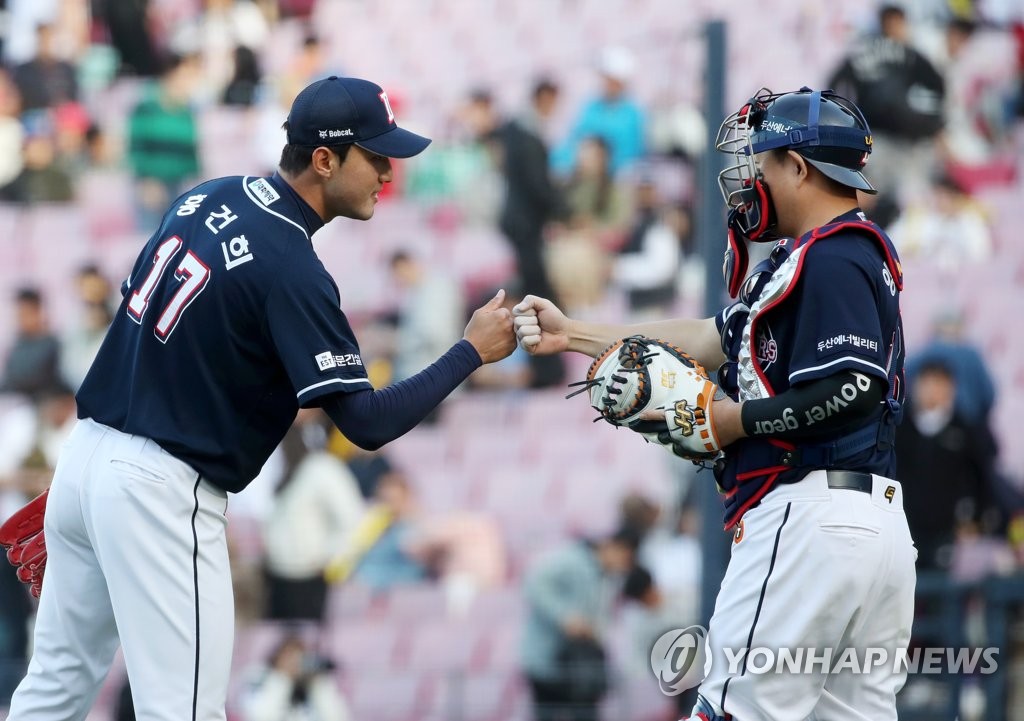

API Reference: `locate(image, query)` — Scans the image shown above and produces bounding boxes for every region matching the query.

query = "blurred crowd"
[0,0,1023,719]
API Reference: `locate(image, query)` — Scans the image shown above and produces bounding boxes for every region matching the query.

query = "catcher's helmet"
[717,87,876,237]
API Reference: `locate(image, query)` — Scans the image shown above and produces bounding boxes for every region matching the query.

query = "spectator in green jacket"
[127,53,202,229]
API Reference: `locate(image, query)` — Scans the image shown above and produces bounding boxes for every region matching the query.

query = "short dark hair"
[878,4,906,26]
[278,121,352,174]
[16,287,42,305]
[606,526,641,553]
[622,565,655,601]
[468,88,493,106]
[388,250,412,268]
[532,77,558,101]
[916,358,955,380]
[947,17,977,36]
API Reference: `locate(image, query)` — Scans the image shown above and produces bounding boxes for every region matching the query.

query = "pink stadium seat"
[230,621,310,674]
[403,620,482,672]
[469,468,555,530]
[78,169,136,242]
[344,671,434,721]
[441,392,518,429]
[607,677,677,721]
[199,107,258,179]
[475,620,523,672]
[468,586,525,624]
[516,389,596,427]
[382,583,450,622]
[557,466,626,536]
[456,431,528,470]
[405,465,475,514]
[387,426,454,471]
[425,672,519,721]
[325,581,379,622]
[226,513,264,564]
[327,621,405,671]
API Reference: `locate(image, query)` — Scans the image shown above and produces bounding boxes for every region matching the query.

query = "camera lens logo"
[650,625,709,695]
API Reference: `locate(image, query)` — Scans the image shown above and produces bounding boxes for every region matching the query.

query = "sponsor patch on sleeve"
[248,178,280,206]
[315,351,363,372]
[816,333,879,355]
[315,351,336,371]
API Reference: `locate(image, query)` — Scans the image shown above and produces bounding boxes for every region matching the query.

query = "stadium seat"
[469,466,552,513]
[326,620,405,672]
[382,583,450,622]
[403,619,482,672]
[343,671,434,721]
[79,169,137,242]
[387,426,454,471]
[456,430,528,471]
[474,620,523,672]
[424,671,518,721]
[468,586,525,624]
[231,621,306,673]
[325,581,379,622]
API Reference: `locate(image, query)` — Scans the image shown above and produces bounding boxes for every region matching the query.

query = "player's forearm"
[712,398,747,448]
[740,371,884,440]
[568,316,725,369]
[321,339,481,450]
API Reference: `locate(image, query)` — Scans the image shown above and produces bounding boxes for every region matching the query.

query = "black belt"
[826,470,873,494]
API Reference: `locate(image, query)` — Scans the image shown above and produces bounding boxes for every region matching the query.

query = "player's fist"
[464,289,516,364]
[512,295,570,356]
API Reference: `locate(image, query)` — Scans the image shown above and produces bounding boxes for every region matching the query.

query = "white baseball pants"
[697,471,917,721]
[7,419,234,721]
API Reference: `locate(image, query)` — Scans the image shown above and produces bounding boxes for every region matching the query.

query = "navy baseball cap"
[286,76,431,158]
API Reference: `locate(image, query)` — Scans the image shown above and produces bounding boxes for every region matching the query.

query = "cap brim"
[356,127,431,159]
[805,158,877,194]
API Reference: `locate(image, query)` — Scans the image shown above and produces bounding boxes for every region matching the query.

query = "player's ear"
[310,147,335,178]
[787,150,809,184]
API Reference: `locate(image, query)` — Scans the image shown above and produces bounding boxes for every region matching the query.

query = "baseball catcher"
[515,86,915,721]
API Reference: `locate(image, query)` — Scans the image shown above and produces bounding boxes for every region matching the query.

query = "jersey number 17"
[127,236,211,342]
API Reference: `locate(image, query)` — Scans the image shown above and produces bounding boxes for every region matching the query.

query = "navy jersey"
[77,174,371,492]
[718,210,905,487]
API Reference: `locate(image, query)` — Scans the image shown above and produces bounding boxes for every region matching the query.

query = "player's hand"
[464,289,516,364]
[635,397,745,449]
[512,295,570,356]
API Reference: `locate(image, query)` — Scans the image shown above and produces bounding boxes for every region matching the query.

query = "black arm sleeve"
[318,339,482,450]
[741,371,885,440]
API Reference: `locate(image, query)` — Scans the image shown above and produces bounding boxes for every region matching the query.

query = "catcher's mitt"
[567,336,722,460]
[0,489,48,598]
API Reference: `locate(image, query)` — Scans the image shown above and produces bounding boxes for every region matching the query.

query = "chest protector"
[715,218,905,529]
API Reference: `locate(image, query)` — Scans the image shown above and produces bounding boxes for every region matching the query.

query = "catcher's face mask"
[716,88,778,242]
[717,89,777,297]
